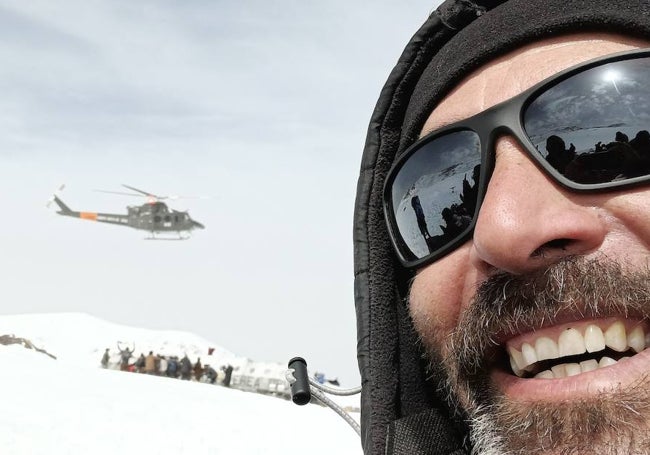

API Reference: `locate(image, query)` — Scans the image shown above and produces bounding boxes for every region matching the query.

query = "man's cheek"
[602,190,650,256]
[410,247,475,338]
[410,271,456,346]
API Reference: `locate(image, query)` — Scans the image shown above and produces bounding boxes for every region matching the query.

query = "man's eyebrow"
[419,114,468,138]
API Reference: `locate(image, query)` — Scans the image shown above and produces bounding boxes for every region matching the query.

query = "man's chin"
[466,371,650,455]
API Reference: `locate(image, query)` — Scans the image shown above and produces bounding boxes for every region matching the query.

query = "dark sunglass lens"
[524,56,650,184]
[390,130,481,260]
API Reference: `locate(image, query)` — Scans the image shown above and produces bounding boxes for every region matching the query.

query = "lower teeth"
[534,355,626,379]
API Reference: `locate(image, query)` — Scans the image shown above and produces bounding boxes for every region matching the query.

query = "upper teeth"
[507,320,648,378]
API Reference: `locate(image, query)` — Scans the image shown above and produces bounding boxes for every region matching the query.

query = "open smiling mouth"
[505,318,650,379]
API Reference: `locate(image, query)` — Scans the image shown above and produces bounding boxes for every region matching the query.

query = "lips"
[504,318,649,379]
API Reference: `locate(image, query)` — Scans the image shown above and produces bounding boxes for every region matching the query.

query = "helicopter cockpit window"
[154,215,162,223]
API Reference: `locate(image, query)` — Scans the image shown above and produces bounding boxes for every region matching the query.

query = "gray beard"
[414,257,650,454]
[469,379,650,455]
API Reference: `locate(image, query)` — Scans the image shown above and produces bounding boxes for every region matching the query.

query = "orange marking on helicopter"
[79,212,98,221]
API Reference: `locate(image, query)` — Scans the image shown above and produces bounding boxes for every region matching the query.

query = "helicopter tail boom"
[51,195,96,220]
[50,195,129,226]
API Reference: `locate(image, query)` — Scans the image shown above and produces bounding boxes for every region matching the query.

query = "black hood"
[353,1,650,454]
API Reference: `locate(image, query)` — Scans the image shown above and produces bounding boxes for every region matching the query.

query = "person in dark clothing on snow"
[193,357,203,381]
[134,354,145,373]
[354,1,650,454]
[179,354,192,380]
[166,356,179,378]
[204,365,217,384]
[100,348,110,369]
[118,345,134,371]
[222,365,233,388]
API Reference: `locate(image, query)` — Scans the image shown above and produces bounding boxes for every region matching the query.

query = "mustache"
[449,257,650,380]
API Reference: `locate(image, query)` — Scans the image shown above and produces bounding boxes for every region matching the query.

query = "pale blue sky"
[0,0,436,385]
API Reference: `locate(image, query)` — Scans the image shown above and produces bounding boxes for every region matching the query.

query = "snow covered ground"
[0,313,362,454]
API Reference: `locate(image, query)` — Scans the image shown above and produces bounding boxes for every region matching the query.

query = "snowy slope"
[0,313,238,367]
[0,314,362,454]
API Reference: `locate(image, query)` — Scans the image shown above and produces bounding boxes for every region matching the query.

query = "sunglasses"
[383,48,650,269]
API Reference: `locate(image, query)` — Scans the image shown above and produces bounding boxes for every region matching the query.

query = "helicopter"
[48,184,205,240]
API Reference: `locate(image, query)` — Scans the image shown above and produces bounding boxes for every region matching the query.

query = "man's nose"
[470,136,607,274]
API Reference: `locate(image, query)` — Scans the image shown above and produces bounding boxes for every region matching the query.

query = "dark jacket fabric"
[353,1,650,454]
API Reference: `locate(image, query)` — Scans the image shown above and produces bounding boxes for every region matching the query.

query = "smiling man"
[354,1,650,454]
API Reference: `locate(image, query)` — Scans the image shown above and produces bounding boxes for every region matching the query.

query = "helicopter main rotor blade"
[94,184,209,201]
[121,185,210,201]
[165,195,211,200]
[94,189,145,197]
[122,184,160,198]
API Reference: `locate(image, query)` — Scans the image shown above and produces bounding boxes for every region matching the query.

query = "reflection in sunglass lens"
[524,57,650,184]
[390,130,481,260]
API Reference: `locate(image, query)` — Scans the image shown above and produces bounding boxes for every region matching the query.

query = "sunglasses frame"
[384,47,650,269]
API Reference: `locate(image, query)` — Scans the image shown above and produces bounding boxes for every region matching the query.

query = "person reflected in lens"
[630,130,650,169]
[565,129,647,183]
[411,195,432,246]
[545,135,576,174]
[630,130,650,153]
[615,131,629,143]
[460,164,480,215]
[427,166,478,253]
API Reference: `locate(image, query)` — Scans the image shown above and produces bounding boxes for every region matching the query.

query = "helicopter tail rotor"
[46,184,66,209]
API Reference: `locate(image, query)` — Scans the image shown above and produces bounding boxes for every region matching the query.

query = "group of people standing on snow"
[101,347,233,387]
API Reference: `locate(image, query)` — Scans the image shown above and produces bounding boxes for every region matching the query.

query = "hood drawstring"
[287,357,362,436]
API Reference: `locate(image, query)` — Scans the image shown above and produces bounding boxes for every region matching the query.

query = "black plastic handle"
[288,357,311,405]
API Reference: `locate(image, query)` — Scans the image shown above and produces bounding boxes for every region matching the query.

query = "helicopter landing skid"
[144,232,191,241]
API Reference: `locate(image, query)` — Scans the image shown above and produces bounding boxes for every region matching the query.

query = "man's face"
[409,34,650,454]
